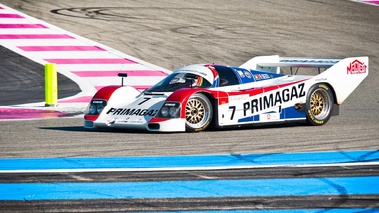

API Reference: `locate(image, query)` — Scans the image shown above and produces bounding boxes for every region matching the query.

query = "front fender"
[84,86,141,122]
[165,88,224,119]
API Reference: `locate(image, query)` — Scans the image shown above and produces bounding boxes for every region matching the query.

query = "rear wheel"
[306,84,334,125]
[185,93,213,132]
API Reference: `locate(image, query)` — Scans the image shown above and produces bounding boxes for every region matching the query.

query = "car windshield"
[146,72,212,92]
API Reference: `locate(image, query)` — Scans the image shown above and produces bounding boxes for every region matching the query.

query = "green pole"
[45,63,58,107]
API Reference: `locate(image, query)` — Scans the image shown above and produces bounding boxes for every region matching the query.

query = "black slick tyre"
[305,83,334,126]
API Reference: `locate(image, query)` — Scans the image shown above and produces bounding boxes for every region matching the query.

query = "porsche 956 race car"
[84,55,368,132]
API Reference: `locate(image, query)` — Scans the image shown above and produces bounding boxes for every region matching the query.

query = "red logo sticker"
[347,60,367,74]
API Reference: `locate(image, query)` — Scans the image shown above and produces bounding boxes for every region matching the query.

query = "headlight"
[160,106,169,117]
[97,104,105,114]
[86,99,107,115]
[157,102,181,118]
[89,104,97,115]
[169,107,179,117]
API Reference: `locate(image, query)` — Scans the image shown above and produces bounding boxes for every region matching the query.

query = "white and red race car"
[84,55,368,132]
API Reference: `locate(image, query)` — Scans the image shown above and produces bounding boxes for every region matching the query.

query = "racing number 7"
[138,97,151,105]
[229,106,236,120]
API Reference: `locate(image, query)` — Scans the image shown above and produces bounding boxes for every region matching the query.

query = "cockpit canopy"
[146,64,214,92]
[146,64,278,93]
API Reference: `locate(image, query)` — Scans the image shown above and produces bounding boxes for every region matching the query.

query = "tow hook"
[106,118,116,126]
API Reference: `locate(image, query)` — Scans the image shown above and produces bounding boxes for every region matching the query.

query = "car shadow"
[206,121,306,132]
[40,121,305,134]
[39,126,150,134]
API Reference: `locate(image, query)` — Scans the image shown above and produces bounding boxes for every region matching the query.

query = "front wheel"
[305,84,334,126]
[185,93,213,132]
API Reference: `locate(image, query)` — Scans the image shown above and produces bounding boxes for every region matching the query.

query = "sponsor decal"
[306,110,324,125]
[236,70,253,79]
[229,94,249,102]
[242,83,305,116]
[237,71,245,78]
[244,71,252,79]
[318,84,329,90]
[347,60,367,74]
[164,102,178,107]
[315,77,327,82]
[92,100,105,104]
[280,59,339,64]
[259,112,280,121]
[106,107,158,116]
[254,73,271,81]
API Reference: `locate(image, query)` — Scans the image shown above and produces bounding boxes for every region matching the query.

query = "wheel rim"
[309,89,331,120]
[185,96,211,129]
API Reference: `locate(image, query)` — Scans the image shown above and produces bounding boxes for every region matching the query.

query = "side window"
[214,66,239,86]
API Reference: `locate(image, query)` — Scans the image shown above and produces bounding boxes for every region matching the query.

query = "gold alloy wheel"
[185,93,212,131]
[186,99,205,124]
[309,89,331,120]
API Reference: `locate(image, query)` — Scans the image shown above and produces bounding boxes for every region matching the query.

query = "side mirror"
[118,73,128,86]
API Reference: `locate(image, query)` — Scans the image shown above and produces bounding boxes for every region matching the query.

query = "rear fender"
[314,57,368,104]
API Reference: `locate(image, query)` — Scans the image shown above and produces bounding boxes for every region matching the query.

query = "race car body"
[84,55,368,132]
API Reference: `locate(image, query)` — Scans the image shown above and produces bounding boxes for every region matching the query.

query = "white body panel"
[216,80,309,126]
[89,87,169,129]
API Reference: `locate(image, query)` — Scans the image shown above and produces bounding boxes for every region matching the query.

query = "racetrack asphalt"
[0,0,379,212]
[0,46,81,106]
[1,0,378,156]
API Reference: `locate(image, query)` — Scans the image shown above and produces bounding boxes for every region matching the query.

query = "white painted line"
[0,28,62,34]
[84,76,165,86]
[1,161,378,173]
[19,51,126,59]
[55,63,156,71]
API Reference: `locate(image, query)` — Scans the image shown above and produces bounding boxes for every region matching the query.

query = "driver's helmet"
[192,75,204,87]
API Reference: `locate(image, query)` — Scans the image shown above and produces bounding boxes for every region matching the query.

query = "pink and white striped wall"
[350,0,379,6]
[0,4,170,105]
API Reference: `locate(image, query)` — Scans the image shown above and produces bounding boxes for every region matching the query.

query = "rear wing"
[241,55,369,104]
[240,55,342,74]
